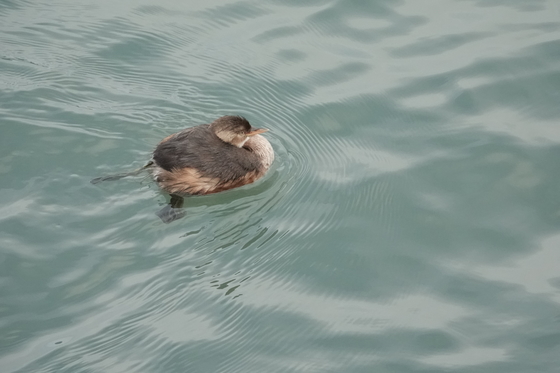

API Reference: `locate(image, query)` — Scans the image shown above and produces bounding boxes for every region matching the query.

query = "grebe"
[151,115,274,195]
[92,116,274,223]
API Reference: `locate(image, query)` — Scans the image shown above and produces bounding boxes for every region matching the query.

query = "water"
[2,0,560,372]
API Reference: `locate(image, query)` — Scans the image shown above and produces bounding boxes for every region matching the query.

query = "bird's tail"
[91,161,153,184]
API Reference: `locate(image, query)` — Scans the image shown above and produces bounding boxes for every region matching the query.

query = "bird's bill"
[247,128,269,136]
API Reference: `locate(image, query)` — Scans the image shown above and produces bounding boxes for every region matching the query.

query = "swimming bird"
[91,116,274,223]
[151,115,274,195]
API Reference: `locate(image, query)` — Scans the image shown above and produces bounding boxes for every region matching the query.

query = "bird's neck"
[245,135,274,168]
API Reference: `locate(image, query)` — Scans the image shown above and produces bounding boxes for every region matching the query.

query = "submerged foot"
[156,194,186,223]
[156,205,186,223]
[91,174,129,184]
[91,162,153,184]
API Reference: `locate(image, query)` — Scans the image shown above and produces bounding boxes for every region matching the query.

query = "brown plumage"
[150,116,274,196]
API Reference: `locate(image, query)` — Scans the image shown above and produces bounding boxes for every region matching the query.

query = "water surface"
[2,0,560,372]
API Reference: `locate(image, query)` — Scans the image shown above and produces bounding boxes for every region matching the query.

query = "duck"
[151,115,274,196]
[91,116,274,223]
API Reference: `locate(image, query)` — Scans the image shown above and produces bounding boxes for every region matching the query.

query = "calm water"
[2,0,560,372]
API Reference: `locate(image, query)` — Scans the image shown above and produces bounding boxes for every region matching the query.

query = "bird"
[151,115,274,195]
[91,116,274,223]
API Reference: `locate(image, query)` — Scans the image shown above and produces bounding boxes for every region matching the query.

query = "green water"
[2,0,560,372]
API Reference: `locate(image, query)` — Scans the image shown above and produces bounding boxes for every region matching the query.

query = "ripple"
[193,2,270,28]
[390,32,492,58]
